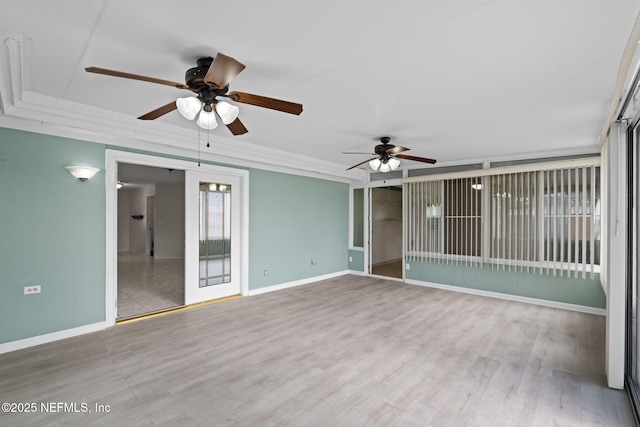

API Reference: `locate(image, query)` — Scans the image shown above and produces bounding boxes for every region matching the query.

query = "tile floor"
[117,252,185,319]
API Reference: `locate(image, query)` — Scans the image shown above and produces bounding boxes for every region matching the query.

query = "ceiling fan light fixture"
[379,161,391,173]
[388,157,400,170]
[216,101,240,125]
[197,109,218,129]
[369,158,381,171]
[176,96,202,120]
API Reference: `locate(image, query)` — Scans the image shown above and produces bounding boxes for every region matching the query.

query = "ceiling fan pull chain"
[197,125,201,167]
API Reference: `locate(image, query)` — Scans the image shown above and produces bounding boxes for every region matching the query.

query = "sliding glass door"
[627,121,640,421]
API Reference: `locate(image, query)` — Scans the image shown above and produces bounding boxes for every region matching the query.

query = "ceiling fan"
[85,53,303,135]
[344,137,437,172]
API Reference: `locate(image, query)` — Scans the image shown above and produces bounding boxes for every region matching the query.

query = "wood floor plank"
[0,275,632,426]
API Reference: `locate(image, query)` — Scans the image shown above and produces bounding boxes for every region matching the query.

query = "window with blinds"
[404,161,601,277]
[489,172,539,269]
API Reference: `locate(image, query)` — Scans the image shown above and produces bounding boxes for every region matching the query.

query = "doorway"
[116,164,185,319]
[626,119,640,421]
[370,185,403,278]
[106,150,249,327]
[146,195,154,256]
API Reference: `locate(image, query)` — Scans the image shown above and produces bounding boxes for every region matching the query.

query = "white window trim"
[403,156,601,183]
[404,156,602,274]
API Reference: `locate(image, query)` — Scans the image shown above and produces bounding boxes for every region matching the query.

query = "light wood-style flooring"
[0,275,634,426]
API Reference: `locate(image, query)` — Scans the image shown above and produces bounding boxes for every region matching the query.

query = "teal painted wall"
[249,169,349,289]
[0,128,106,343]
[406,260,605,309]
[0,128,351,344]
[349,249,365,272]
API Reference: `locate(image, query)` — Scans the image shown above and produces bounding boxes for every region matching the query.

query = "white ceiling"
[1,1,638,176]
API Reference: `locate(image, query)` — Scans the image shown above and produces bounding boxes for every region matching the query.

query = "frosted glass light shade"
[216,101,239,125]
[379,161,391,173]
[197,110,218,129]
[388,157,400,170]
[369,158,381,170]
[176,97,202,120]
[65,166,100,181]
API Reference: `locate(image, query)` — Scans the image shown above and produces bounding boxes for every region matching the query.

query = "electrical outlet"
[405,263,411,271]
[349,256,353,262]
[264,269,269,276]
[24,285,41,295]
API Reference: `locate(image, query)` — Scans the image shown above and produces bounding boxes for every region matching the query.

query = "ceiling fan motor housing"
[185,58,227,90]
[185,57,229,103]
[374,144,394,156]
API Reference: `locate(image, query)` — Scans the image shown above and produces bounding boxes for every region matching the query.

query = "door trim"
[105,150,249,327]
[365,178,404,278]
[184,169,242,305]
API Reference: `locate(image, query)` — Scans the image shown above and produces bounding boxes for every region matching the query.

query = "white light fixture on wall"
[65,166,100,181]
[177,96,240,130]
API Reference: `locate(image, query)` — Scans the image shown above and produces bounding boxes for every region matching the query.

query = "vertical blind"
[404,163,601,277]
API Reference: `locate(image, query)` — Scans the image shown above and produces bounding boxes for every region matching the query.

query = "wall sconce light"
[116,181,124,189]
[65,166,100,181]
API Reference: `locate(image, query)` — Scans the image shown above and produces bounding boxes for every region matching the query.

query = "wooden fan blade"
[395,154,437,164]
[347,157,378,170]
[204,53,246,88]
[138,101,178,120]
[228,91,303,115]
[85,67,189,89]
[226,117,248,135]
[386,145,410,154]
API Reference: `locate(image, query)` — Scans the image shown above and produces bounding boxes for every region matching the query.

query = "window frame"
[404,156,602,274]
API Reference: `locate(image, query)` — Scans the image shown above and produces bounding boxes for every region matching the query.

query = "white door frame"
[105,150,249,327]
[365,178,404,278]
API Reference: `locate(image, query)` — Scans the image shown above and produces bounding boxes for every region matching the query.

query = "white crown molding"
[0,30,367,184]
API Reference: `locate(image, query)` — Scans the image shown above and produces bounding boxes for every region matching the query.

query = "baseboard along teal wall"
[0,128,106,343]
[406,260,605,309]
[249,168,349,290]
[1,128,352,344]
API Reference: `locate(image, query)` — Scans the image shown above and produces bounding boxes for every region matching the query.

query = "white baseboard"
[0,322,107,355]
[404,278,606,316]
[347,269,365,276]
[248,270,350,296]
